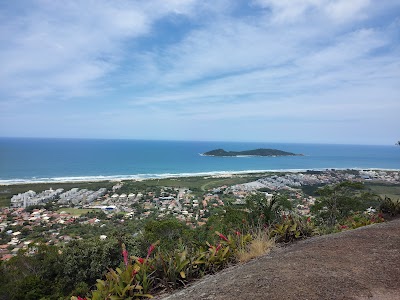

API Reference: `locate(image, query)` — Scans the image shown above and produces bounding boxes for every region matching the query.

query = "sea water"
[0,137,399,184]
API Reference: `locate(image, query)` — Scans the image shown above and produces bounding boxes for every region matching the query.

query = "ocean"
[0,137,399,184]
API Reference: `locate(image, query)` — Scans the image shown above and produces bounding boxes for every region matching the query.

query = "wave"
[1,167,399,185]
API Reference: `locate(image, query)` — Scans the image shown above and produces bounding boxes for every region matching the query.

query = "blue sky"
[0,0,399,145]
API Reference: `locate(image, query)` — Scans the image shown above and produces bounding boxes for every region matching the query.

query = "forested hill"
[202,148,301,157]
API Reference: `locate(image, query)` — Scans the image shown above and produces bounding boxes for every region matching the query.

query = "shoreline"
[1,167,400,186]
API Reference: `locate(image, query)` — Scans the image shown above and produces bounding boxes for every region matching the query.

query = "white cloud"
[254,0,322,22]
[0,0,399,144]
[304,28,383,61]
[324,0,370,22]
[129,18,397,108]
[0,0,205,101]
[253,0,371,23]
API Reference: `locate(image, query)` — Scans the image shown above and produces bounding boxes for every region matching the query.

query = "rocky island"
[202,148,302,157]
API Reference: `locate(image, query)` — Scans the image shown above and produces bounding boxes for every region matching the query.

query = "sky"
[0,0,399,145]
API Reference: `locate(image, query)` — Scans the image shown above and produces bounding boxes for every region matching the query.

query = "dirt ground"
[158,219,400,300]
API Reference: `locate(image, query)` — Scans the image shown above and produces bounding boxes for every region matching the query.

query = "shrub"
[60,237,135,292]
[338,212,384,230]
[73,231,256,298]
[141,218,194,253]
[311,181,377,227]
[269,215,315,243]
[246,193,293,226]
[379,196,400,216]
[75,243,158,300]
[0,244,63,300]
[153,248,192,289]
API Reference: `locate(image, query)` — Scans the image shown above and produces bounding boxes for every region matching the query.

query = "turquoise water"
[0,137,399,183]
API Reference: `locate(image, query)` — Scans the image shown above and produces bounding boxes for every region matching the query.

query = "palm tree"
[246,192,292,225]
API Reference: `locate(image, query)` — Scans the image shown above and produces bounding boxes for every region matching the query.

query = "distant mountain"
[202,148,302,157]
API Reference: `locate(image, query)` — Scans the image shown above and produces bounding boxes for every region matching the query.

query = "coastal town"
[1,169,399,261]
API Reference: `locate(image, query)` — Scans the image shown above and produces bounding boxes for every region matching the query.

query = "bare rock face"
[158,219,400,300]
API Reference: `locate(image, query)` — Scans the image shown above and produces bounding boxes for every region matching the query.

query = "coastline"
[2,140,399,186]
[1,167,400,186]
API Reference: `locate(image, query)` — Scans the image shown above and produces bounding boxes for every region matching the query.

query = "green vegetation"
[74,230,260,300]
[141,218,194,253]
[57,207,101,216]
[246,192,293,226]
[269,215,315,243]
[338,212,384,230]
[202,148,300,157]
[75,179,385,299]
[379,196,400,216]
[365,182,400,200]
[300,184,326,196]
[0,178,394,299]
[0,236,143,300]
[311,181,379,227]
[118,174,267,195]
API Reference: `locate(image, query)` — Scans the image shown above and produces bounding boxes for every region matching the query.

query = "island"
[202,148,302,157]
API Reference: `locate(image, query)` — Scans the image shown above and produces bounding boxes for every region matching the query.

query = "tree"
[59,237,140,292]
[206,206,248,234]
[81,210,107,219]
[311,181,376,227]
[142,218,193,252]
[246,192,292,226]
[0,237,143,299]
[0,244,62,300]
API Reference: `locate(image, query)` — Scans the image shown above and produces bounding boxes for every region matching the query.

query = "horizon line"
[0,136,396,147]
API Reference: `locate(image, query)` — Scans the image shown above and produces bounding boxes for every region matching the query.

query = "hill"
[159,218,400,300]
[202,148,301,157]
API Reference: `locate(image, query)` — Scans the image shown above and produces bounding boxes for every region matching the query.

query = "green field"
[57,208,100,216]
[118,172,276,194]
[365,182,400,200]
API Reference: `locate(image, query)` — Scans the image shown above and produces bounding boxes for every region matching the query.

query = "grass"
[0,197,10,207]
[236,231,275,263]
[365,182,400,200]
[57,208,100,216]
[119,172,279,193]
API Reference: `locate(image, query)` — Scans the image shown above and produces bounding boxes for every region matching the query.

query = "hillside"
[160,219,400,300]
